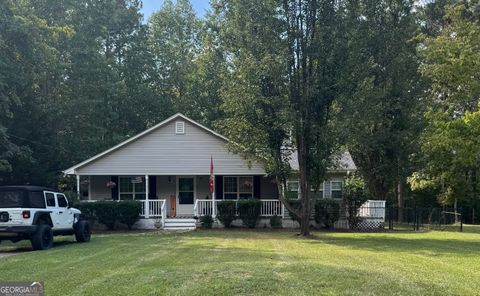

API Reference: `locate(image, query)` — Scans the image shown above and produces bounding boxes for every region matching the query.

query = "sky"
[141,0,211,21]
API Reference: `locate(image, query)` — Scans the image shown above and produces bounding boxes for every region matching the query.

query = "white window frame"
[119,176,146,200]
[44,191,57,207]
[56,193,69,208]
[330,180,343,199]
[286,180,299,192]
[175,121,185,134]
[286,180,300,199]
[223,176,253,199]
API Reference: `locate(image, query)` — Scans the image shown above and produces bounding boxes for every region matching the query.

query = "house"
[63,113,356,229]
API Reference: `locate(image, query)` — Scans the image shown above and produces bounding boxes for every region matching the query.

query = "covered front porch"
[75,174,280,223]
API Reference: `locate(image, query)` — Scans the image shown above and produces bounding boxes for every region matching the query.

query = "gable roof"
[288,151,356,172]
[63,113,228,175]
[64,113,356,176]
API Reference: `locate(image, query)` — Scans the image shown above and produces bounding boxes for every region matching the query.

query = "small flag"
[209,156,214,193]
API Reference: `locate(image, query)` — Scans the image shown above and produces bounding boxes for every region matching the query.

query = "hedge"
[216,200,237,228]
[117,201,143,230]
[73,201,142,230]
[200,215,214,229]
[314,199,340,229]
[237,199,262,228]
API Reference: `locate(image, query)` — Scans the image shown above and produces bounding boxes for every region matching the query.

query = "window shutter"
[149,176,157,199]
[215,175,223,199]
[253,176,261,198]
[111,176,119,200]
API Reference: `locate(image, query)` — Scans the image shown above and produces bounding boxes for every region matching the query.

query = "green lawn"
[1,228,479,296]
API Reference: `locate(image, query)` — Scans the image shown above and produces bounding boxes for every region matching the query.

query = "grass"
[1,227,480,296]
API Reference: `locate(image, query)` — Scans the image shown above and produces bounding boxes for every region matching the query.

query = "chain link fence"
[386,207,463,232]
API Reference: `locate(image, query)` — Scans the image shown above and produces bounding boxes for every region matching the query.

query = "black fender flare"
[32,211,53,227]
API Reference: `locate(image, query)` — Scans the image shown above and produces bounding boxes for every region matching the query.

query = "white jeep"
[0,186,91,250]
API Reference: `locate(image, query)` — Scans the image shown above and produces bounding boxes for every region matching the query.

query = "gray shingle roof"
[288,151,356,172]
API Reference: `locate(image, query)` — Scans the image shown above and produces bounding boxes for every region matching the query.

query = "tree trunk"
[397,180,405,222]
[275,178,301,221]
[297,127,311,237]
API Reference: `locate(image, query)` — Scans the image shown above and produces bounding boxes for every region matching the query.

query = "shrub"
[237,199,262,228]
[270,214,282,229]
[217,200,237,228]
[94,202,119,230]
[200,215,214,229]
[74,202,97,223]
[343,177,369,229]
[117,201,142,230]
[315,199,340,229]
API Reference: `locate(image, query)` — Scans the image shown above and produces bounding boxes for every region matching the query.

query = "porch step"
[165,218,196,223]
[164,218,196,231]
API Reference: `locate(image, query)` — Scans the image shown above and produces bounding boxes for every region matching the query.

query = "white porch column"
[212,175,216,218]
[145,175,150,218]
[76,174,80,199]
[88,176,91,200]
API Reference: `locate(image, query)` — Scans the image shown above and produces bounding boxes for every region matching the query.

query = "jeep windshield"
[0,190,46,208]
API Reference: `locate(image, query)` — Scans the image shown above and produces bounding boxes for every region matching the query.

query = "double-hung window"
[286,180,300,199]
[223,176,253,199]
[331,181,343,199]
[119,176,146,200]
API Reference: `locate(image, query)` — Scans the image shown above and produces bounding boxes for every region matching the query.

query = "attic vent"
[175,121,185,134]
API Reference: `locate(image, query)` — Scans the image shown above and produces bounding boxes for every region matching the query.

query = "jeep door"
[55,193,74,228]
[44,191,62,228]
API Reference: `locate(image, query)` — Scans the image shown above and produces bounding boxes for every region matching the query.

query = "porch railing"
[194,199,214,217]
[193,199,285,218]
[140,199,166,219]
[358,200,386,221]
[140,199,166,228]
[260,199,284,217]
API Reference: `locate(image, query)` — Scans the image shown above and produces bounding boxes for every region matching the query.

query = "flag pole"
[210,155,216,218]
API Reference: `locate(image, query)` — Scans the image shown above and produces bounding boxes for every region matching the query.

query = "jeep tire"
[75,220,91,243]
[31,224,53,250]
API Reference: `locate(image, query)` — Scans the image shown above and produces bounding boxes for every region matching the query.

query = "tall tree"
[411,1,480,217]
[0,0,72,185]
[337,0,423,210]
[148,0,201,119]
[1,0,166,186]
[216,0,345,236]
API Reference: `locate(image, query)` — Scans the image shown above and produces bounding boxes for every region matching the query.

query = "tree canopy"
[1,0,480,227]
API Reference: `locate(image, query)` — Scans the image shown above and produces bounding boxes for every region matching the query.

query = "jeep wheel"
[75,220,91,243]
[31,224,53,250]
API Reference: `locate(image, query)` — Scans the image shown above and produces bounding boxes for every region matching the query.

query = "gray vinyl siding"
[196,176,211,200]
[75,120,265,176]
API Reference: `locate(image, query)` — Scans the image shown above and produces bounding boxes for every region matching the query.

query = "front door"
[177,177,195,216]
